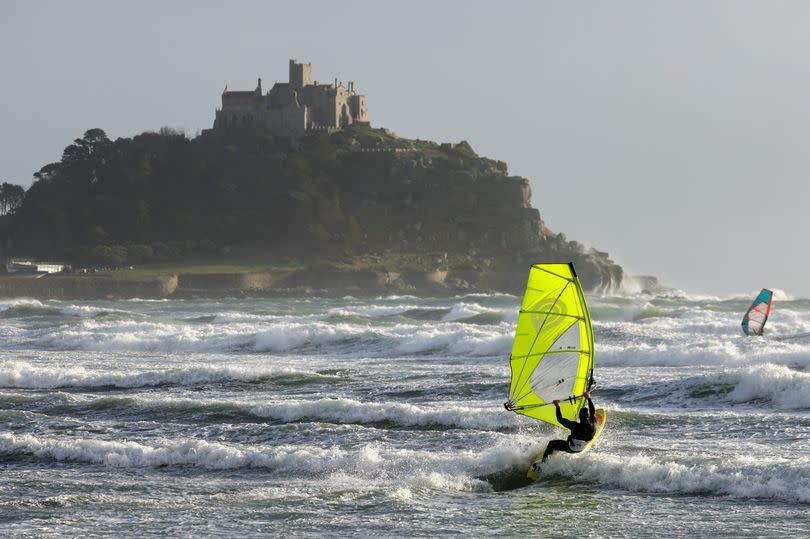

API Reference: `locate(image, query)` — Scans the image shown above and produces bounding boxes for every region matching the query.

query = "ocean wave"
[588,301,686,323]
[1,388,519,430]
[0,361,331,389]
[247,398,518,430]
[598,334,810,368]
[541,451,810,504]
[58,304,134,318]
[0,431,544,497]
[23,317,513,357]
[453,292,516,299]
[0,299,62,317]
[324,301,507,324]
[456,311,506,325]
[0,432,508,492]
[441,302,487,321]
[400,307,452,321]
[726,364,810,408]
[607,363,810,410]
[320,298,513,323]
[774,331,810,342]
[387,325,511,356]
[0,432,354,471]
[631,302,690,322]
[0,299,135,319]
[327,303,422,318]
[3,429,809,505]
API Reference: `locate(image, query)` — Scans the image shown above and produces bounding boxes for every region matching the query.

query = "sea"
[1,290,809,537]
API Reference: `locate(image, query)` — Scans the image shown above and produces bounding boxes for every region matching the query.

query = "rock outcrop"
[7,125,626,296]
[320,129,624,292]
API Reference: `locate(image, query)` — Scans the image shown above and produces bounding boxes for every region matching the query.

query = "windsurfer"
[540,391,596,462]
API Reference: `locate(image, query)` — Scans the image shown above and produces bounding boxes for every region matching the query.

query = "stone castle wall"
[210,60,369,138]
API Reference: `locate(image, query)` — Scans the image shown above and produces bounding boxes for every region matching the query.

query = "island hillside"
[0,126,624,298]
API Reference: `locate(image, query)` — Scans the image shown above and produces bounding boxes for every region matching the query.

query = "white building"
[6,260,65,273]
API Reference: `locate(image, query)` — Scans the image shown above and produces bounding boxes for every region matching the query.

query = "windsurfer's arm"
[553,400,576,430]
[585,391,595,416]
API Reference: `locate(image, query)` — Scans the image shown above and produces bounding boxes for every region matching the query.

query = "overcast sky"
[2,1,809,296]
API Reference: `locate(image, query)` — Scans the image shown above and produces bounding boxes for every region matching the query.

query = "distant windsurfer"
[540,391,596,462]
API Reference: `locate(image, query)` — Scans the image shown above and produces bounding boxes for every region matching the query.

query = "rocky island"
[0,61,625,299]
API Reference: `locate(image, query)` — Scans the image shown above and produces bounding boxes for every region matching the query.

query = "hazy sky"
[2,1,809,296]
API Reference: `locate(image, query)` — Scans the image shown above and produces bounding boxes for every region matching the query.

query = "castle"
[210,60,370,137]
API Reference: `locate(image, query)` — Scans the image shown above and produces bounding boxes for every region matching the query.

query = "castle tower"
[289,59,312,91]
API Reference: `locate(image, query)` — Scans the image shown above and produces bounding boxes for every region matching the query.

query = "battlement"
[211,59,369,138]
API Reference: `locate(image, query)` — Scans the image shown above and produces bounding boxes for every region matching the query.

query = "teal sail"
[742,289,773,336]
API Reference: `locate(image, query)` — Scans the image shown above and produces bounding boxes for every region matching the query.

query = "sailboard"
[503,263,603,478]
[742,288,773,336]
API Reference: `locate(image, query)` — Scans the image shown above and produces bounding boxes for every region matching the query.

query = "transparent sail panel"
[528,322,581,401]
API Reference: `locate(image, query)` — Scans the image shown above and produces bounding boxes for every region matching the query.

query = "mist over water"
[1,292,809,536]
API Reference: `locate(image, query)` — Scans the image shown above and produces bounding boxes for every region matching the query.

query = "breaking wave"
[0,432,508,493]
[0,361,331,389]
[0,388,519,430]
[541,451,810,504]
[4,431,808,504]
[608,363,810,410]
[21,318,513,357]
[0,432,362,472]
[246,398,518,430]
[0,299,133,319]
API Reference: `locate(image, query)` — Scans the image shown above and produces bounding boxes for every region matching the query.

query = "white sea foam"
[542,451,810,504]
[205,311,309,324]
[27,317,513,357]
[598,331,810,368]
[0,382,518,429]
[769,288,795,301]
[58,304,134,317]
[598,339,745,367]
[0,299,135,318]
[727,364,810,409]
[441,302,487,321]
[0,433,352,471]
[0,432,514,491]
[0,361,324,389]
[0,298,48,312]
[248,397,519,430]
[329,302,433,318]
[612,363,810,410]
[389,324,512,356]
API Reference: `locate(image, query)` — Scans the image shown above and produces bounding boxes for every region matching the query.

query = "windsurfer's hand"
[584,391,591,398]
[553,400,560,406]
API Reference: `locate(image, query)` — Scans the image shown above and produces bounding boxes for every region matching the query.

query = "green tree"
[0,182,25,215]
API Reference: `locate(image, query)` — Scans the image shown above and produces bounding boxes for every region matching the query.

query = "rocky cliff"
[8,126,623,295]
[317,129,623,292]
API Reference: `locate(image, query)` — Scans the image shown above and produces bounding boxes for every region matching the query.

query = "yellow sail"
[504,263,594,428]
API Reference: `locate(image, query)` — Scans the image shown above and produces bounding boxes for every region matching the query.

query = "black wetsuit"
[558,397,596,444]
[541,397,596,462]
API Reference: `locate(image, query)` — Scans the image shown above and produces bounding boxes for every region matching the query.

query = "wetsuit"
[540,397,596,462]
